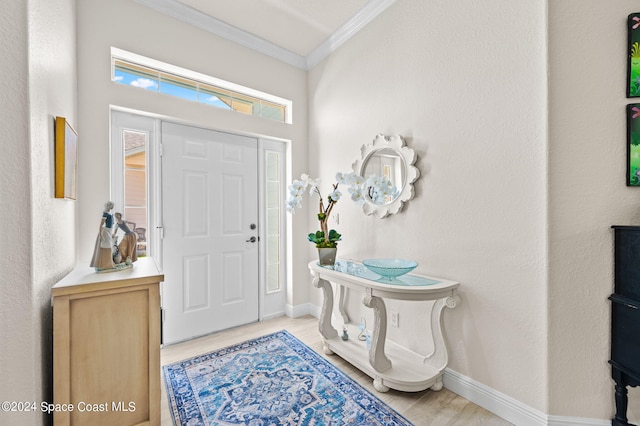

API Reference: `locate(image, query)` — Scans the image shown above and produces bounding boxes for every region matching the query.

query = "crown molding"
[306,0,397,69]
[133,0,307,69]
[133,0,396,71]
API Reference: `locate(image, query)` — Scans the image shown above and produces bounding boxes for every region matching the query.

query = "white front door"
[161,122,259,344]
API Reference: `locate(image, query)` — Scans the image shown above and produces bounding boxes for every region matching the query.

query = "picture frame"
[55,116,78,199]
[627,13,640,98]
[627,104,640,186]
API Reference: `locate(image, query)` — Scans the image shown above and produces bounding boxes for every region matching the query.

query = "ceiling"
[175,0,368,57]
[134,0,396,69]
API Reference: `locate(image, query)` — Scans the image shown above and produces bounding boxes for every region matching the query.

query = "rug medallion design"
[163,330,413,425]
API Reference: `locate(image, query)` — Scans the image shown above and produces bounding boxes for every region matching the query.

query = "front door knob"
[246,236,257,243]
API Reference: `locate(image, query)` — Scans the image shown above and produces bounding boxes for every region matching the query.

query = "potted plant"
[287,172,398,266]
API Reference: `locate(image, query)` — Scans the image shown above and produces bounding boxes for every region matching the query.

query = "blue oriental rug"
[163,330,413,426]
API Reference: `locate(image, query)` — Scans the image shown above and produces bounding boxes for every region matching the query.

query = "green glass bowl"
[362,259,418,280]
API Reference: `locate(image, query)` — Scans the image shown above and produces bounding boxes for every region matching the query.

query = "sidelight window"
[122,130,148,257]
[265,150,283,293]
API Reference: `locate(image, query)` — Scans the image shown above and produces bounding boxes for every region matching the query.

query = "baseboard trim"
[286,302,322,319]
[286,303,314,318]
[546,415,610,426]
[443,368,547,425]
[443,369,609,426]
[303,304,610,425]
[309,303,321,319]
[261,311,285,321]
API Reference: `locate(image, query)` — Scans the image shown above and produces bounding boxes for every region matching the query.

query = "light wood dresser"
[52,258,164,426]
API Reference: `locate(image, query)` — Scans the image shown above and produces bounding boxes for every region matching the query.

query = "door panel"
[184,171,208,237]
[161,122,258,344]
[183,255,209,312]
[222,252,244,303]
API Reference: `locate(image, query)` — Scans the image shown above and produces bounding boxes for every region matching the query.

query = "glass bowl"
[362,258,418,280]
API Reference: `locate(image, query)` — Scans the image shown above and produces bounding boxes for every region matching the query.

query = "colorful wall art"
[628,13,640,97]
[627,104,640,186]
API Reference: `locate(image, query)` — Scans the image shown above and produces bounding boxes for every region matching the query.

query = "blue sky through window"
[112,56,287,121]
[114,68,231,109]
[160,82,197,102]
[114,69,158,91]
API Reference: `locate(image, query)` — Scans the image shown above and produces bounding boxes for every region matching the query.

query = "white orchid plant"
[287,172,399,248]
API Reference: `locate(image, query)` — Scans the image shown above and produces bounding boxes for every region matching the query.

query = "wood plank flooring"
[160,315,512,426]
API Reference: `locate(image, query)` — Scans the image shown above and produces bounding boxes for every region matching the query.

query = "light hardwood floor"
[160,315,512,426]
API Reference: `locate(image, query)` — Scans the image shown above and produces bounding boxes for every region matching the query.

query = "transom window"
[111,48,292,123]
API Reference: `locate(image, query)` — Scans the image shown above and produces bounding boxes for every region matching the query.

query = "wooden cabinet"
[611,226,640,426]
[52,258,164,426]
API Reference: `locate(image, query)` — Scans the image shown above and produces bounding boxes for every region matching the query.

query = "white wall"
[76,0,310,307]
[0,1,34,422]
[0,0,78,425]
[548,0,640,421]
[308,0,640,422]
[308,0,549,415]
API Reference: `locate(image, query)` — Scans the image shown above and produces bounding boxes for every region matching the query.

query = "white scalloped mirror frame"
[352,134,420,218]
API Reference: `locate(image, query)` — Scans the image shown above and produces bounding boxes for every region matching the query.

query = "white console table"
[309,260,459,393]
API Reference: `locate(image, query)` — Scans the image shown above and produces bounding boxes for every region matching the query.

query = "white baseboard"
[443,369,609,426]
[546,415,610,426]
[261,311,285,321]
[286,303,313,318]
[309,303,321,319]
[286,302,322,319]
[302,304,610,425]
[443,368,547,425]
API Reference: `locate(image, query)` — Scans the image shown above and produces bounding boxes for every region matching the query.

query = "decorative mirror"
[352,134,420,218]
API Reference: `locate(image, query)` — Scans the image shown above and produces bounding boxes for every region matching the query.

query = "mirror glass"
[352,134,420,218]
[362,148,406,205]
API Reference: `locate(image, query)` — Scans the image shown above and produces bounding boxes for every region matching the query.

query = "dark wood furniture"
[610,226,640,426]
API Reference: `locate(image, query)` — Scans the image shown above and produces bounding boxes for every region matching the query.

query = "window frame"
[110,111,161,264]
[111,47,293,124]
[258,138,288,319]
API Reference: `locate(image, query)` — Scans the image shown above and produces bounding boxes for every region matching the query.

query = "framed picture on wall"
[627,104,640,186]
[627,13,640,97]
[55,116,78,199]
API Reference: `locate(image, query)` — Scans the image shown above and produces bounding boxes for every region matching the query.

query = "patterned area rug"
[163,330,413,425]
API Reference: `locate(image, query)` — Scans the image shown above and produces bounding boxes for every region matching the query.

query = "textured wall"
[548,0,640,420]
[308,0,640,421]
[27,0,79,415]
[0,0,77,425]
[0,2,35,423]
[308,0,549,414]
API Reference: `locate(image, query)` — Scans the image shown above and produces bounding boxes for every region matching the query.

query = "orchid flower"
[286,172,397,247]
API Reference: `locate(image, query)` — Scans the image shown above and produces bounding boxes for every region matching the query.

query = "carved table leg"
[362,288,392,373]
[612,368,632,426]
[373,377,390,393]
[422,293,460,388]
[312,274,338,354]
[431,376,444,391]
[338,284,350,325]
